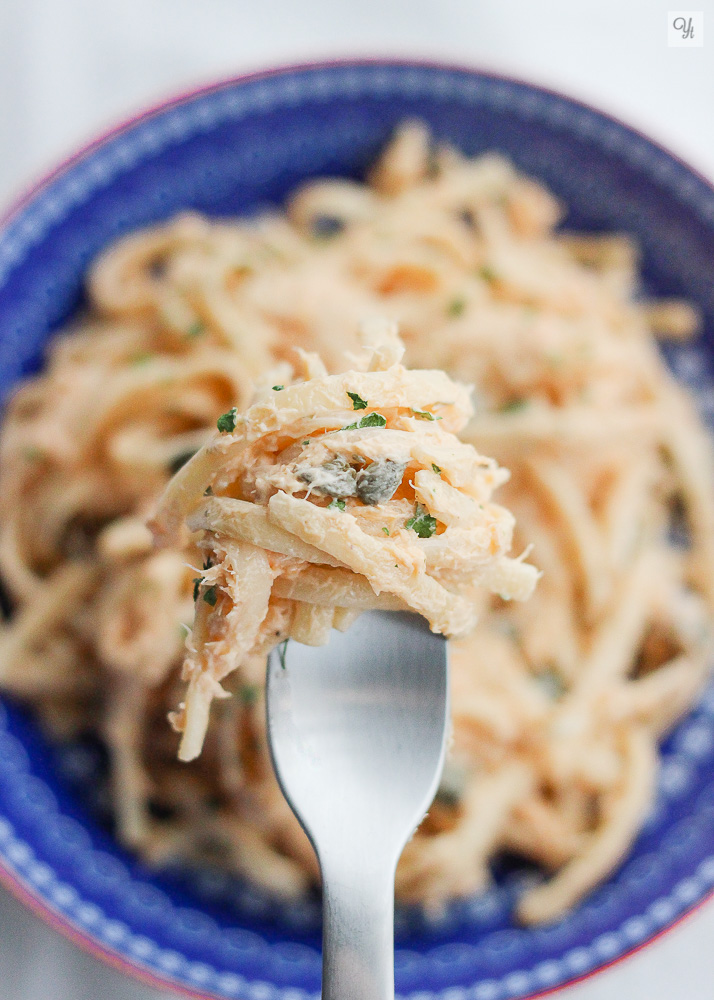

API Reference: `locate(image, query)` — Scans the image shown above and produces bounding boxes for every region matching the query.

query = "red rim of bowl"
[1,56,713,998]
[1,851,711,1000]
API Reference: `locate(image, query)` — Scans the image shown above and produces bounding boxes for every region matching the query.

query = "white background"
[0,1,713,997]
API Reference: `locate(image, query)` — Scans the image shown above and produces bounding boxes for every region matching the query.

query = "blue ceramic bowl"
[2,61,714,1000]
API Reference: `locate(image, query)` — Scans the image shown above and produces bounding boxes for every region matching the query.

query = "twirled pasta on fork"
[151,325,538,762]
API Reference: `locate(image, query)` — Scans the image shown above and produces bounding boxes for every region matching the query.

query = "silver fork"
[266,610,449,1000]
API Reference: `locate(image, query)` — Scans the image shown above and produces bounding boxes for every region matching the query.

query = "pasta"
[0,122,712,924]
[150,325,538,761]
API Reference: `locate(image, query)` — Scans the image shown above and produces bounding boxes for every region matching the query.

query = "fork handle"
[320,855,396,1000]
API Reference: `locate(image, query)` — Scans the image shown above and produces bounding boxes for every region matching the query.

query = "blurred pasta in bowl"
[0,62,714,1000]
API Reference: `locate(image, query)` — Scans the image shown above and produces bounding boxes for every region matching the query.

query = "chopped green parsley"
[342,412,387,430]
[311,215,344,239]
[535,668,566,701]
[447,296,466,317]
[432,463,442,474]
[405,506,438,538]
[272,385,284,391]
[186,320,205,339]
[479,265,497,282]
[347,391,368,410]
[360,412,387,428]
[130,351,154,366]
[498,398,529,414]
[382,526,390,535]
[239,684,260,706]
[192,566,214,602]
[411,409,441,421]
[216,407,238,433]
[328,498,346,511]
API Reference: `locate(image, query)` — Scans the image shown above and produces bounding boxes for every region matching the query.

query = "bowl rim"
[2,55,713,228]
[1,55,714,1000]
[0,852,710,1000]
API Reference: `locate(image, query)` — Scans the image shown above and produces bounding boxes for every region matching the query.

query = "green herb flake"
[447,296,466,318]
[311,215,344,240]
[432,463,442,474]
[411,409,441,421]
[535,668,566,701]
[202,585,218,606]
[130,351,154,366]
[498,398,530,415]
[328,498,346,511]
[405,506,438,538]
[358,412,387,428]
[272,385,284,391]
[22,446,45,462]
[342,412,387,431]
[204,485,213,496]
[192,578,202,602]
[479,265,497,282]
[216,407,238,433]
[347,391,368,410]
[186,320,205,339]
[239,684,260,706]
[277,639,289,670]
[302,440,310,447]
[382,526,390,535]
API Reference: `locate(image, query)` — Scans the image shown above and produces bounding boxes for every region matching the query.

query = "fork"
[266,609,449,1000]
